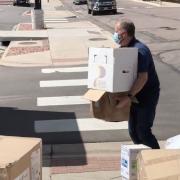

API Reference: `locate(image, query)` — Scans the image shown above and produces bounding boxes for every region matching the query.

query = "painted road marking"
[44,18,68,21]
[40,79,87,87]
[53,60,87,66]
[44,18,69,23]
[35,118,128,133]
[45,20,69,23]
[37,96,89,106]
[41,67,88,73]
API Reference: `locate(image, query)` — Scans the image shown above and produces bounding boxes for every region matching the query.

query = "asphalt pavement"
[0,0,180,179]
[1,0,180,141]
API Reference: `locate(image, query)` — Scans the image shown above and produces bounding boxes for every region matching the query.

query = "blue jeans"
[128,97,160,149]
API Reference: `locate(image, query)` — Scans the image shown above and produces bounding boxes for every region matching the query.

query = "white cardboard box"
[121,144,150,180]
[165,134,180,149]
[88,47,138,92]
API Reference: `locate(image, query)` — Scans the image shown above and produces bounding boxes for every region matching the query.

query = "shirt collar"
[128,37,136,47]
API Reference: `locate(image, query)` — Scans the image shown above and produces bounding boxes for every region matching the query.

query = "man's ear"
[123,32,128,38]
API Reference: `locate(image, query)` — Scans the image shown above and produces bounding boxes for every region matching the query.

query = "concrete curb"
[0,22,51,67]
[131,0,180,7]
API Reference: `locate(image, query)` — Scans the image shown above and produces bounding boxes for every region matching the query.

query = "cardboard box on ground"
[165,134,180,149]
[0,136,42,180]
[84,47,138,122]
[120,144,150,180]
[137,149,180,180]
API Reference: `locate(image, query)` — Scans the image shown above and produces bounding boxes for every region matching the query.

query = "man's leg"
[128,104,142,144]
[136,106,160,149]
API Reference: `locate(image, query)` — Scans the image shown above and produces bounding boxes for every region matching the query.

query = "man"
[113,19,160,149]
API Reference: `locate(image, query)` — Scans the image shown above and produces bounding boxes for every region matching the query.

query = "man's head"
[113,19,135,47]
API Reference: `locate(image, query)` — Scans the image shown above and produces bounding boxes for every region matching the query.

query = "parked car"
[13,0,30,6]
[73,0,87,5]
[87,0,117,15]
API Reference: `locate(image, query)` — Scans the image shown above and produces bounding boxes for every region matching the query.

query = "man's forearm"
[129,72,148,96]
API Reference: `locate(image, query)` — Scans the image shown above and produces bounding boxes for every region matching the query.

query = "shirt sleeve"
[138,51,150,73]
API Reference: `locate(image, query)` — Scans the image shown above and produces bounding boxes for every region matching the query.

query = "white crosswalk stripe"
[35,118,128,133]
[41,67,88,73]
[37,66,128,142]
[45,20,69,23]
[44,18,69,23]
[37,96,90,106]
[38,67,89,107]
[44,18,68,21]
[40,79,87,87]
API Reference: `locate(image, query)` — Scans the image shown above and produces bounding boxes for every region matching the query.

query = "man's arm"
[129,72,148,97]
[116,72,148,108]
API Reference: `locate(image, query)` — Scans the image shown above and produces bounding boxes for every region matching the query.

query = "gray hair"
[116,19,135,37]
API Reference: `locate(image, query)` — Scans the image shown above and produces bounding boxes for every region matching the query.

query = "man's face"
[114,23,128,47]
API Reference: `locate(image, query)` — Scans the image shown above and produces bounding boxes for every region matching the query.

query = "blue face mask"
[113,32,121,44]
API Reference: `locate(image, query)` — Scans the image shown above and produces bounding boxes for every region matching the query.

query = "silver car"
[73,0,87,5]
[87,0,117,15]
[13,0,30,6]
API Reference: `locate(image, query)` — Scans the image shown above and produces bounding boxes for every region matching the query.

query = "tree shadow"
[0,106,87,166]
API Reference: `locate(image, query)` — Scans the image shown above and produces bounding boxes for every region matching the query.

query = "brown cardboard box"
[0,136,42,180]
[137,149,180,180]
[84,89,130,122]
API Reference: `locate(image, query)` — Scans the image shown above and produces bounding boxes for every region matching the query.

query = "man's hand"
[114,72,147,109]
[115,96,131,109]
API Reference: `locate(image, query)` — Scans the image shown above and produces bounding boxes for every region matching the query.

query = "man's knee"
[129,127,135,138]
[136,126,160,149]
[128,128,141,144]
[136,126,152,142]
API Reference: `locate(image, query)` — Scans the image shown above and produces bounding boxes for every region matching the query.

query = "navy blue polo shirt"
[128,38,160,106]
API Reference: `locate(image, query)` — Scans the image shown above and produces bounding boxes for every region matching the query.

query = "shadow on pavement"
[94,11,124,16]
[0,106,87,166]
[43,144,88,167]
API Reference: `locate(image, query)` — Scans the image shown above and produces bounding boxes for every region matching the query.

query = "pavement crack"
[138,31,167,43]
[0,95,32,102]
[125,8,180,22]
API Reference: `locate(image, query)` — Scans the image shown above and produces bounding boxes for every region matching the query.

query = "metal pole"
[34,0,41,9]
[32,0,44,30]
[157,0,162,5]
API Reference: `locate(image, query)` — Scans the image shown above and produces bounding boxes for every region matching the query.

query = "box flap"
[141,150,180,164]
[0,136,41,168]
[83,89,106,102]
[139,150,180,180]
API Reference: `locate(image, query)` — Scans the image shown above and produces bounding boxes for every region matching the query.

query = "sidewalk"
[0,0,179,179]
[132,0,180,7]
[42,141,166,180]
[0,0,180,70]
[0,12,117,67]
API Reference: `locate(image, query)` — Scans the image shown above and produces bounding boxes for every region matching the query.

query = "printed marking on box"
[14,168,30,180]
[31,148,41,180]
